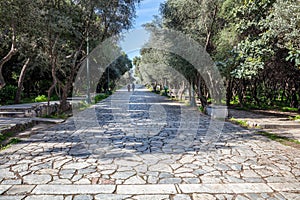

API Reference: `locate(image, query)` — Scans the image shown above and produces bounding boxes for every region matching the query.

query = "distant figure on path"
[132,83,135,91]
[127,84,131,92]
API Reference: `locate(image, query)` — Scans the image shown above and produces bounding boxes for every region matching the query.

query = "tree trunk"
[189,80,196,107]
[59,86,70,113]
[197,78,208,108]
[237,80,245,107]
[226,79,233,106]
[290,88,298,108]
[0,29,17,89]
[188,83,192,102]
[178,81,185,101]
[15,58,30,104]
[205,4,218,52]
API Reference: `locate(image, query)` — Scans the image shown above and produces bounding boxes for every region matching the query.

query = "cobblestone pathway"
[0,86,300,200]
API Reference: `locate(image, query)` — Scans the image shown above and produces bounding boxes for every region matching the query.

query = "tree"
[37,0,140,112]
[0,0,38,89]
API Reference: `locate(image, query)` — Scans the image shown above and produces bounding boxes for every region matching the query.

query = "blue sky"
[120,0,166,60]
[134,0,165,28]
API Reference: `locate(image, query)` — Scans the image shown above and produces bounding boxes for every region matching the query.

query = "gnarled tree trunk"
[15,58,30,104]
[0,29,17,89]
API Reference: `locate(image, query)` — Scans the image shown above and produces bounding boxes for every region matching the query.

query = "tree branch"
[0,27,17,89]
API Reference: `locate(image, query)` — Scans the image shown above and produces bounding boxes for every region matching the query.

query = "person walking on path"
[132,83,135,91]
[127,84,131,92]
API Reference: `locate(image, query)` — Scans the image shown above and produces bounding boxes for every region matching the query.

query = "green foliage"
[34,95,47,102]
[95,94,109,104]
[294,115,300,121]
[160,89,169,96]
[289,115,300,121]
[282,107,299,112]
[0,85,17,104]
[0,0,140,108]
[198,106,204,113]
[267,0,300,67]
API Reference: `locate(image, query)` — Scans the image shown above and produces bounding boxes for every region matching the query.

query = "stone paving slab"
[268,182,300,192]
[0,86,299,199]
[0,184,12,194]
[32,185,115,195]
[179,183,273,194]
[6,185,35,195]
[0,196,26,200]
[117,184,177,194]
[0,102,59,110]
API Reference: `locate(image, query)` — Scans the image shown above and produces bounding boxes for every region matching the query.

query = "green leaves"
[286,49,300,67]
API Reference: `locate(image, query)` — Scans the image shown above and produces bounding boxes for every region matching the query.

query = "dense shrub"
[95,94,109,103]
[34,95,47,102]
[0,85,17,105]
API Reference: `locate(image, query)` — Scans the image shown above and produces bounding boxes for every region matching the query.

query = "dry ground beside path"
[0,86,299,200]
[229,108,300,142]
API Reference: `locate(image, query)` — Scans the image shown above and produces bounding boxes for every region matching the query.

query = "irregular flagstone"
[149,164,172,173]
[174,167,193,173]
[24,195,64,200]
[131,195,170,200]
[173,194,192,200]
[0,86,300,199]
[95,194,133,200]
[49,178,73,184]
[159,178,182,184]
[193,193,216,200]
[62,162,90,169]
[114,159,141,167]
[124,176,146,184]
[100,169,116,175]
[11,164,28,172]
[0,169,16,179]
[110,171,136,179]
[36,168,59,175]
[23,174,52,184]
[73,195,93,200]
[53,159,71,169]
[182,178,200,184]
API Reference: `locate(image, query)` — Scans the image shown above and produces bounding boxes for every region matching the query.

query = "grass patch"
[0,132,21,150]
[229,117,249,128]
[42,113,69,119]
[288,115,300,121]
[72,101,92,111]
[1,138,21,150]
[256,131,300,149]
[0,132,14,142]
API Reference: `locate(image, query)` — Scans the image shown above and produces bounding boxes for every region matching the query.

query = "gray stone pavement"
[0,86,300,199]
